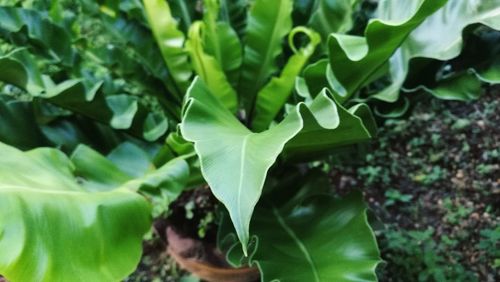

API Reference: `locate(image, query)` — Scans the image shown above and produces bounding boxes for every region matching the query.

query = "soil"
[330,85,499,281]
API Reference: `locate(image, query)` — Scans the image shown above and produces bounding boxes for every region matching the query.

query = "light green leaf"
[181,78,298,255]
[327,0,447,98]
[252,27,320,132]
[70,143,190,216]
[308,0,359,41]
[125,156,190,217]
[143,111,170,142]
[219,175,381,282]
[186,21,238,111]
[107,142,153,177]
[373,0,500,102]
[143,0,193,93]
[282,92,376,161]
[202,0,243,86]
[238,0,294,112]
[0,142,151,282]
[295,76,312,100]
[106,95,139,129]
[181,78,376,254]
[70,145,133,191]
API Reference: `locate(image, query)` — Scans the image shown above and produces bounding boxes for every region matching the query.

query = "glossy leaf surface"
[327,0,447,98]
[143,0,193,93]
[238,0,294,112]
[186,22,238,111]
[0,142,150,282]
[219,175,381,282]
[252,27,321,131]
[373,0,500,102]
[308,0,359,42]
[0,141,190,281]
[181,78,375,253]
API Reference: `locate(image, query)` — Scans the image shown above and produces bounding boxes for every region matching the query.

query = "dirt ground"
[331,86,499,281]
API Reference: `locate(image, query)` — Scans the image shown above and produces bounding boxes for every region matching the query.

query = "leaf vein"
[272,206,320,282]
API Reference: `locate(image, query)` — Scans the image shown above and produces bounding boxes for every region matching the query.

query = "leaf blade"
[238,0,294,112]
[143,0,193,93]
[181,78,376,254]
[327,0,448,98]
[0,143,151,282]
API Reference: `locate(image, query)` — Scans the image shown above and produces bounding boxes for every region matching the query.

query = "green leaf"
[182,78,298,255]
[219,176,381,282]
[143,0,193,93]
[282,92,377,161]
[70,143,190,216]
[168,0,198,33]
[308,0,359,41]
[0,6,74,65]
[417,72,482,101]
[202,0,243,86]
[252,27,321,131]
[0,49,44,94]
[99,14,181,103]
[0,97,131,153]
[126,156,190,217]
[327,0,448,98]
[476,56,500,83]
[143,112,170,142]
[302,59,359,104]
[0,96,50,150]
[238,0,294,112]
[412,57,500,101]
[181,78,376,254]
[107,142,153,177]
[211,23,243,86]
[106,94,139,129]
[186,21,238,111]
[70,144,133,191]
[0,142,151,282]
[219,0,248,38]
[303,59,328,98]
[372,0,500,102]
[0,49,169,141]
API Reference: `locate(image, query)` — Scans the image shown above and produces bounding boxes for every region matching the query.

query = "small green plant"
[413,166,448,186]
[477,227,500,265]
[384,189,413,207]
[382,227,478,282]
[442,198,474,224]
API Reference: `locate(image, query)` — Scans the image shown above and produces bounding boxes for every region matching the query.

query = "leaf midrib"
[246,0,289,95]
[237,134,251,238]
[272,206,320,282]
